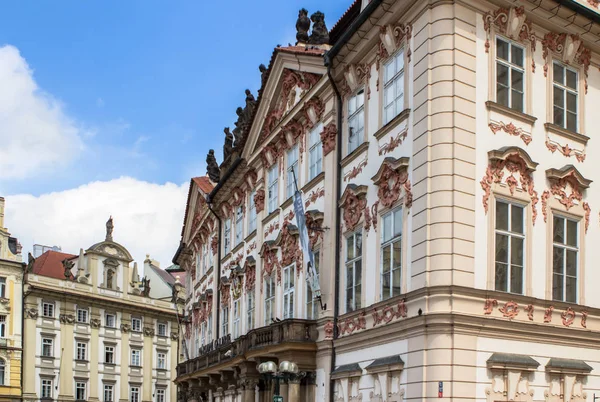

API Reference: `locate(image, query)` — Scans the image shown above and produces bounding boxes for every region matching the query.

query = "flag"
[293,191,321,297]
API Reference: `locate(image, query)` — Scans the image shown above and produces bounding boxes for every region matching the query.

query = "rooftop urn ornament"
[105,216,114,242]
[223,128,234,161]
[309,11,329,45]
[296,8,310,44]
[206,149,220,183]
[62,258,74,279]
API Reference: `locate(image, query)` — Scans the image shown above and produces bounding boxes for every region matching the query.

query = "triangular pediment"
[243,46,327,162]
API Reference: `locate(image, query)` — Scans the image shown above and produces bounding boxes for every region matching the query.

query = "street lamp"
[257,360,299,401]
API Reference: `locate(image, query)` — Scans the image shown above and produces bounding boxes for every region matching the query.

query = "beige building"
[0,198,24,402]
[23,218,185,402]
[176,0,600,401]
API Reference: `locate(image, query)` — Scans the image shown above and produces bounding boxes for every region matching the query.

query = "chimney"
[0,197,5,229]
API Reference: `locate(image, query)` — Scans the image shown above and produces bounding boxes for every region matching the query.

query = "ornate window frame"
[480,147,538,296]
[542,165,591,304]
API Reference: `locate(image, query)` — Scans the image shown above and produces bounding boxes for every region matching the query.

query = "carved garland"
[341,63,372,99]
[379,130,407,155]
[337,311,367,336]
[344,158,368,182]
[260,243,282,289]
[542,32,591,93]
[483,6,537,72]
[372,299,407,327]
[340,186,368,231]
[489,122,532,145]
[220,282,231,308]
[484,300,587,328]
[244,265,256,293]
[372,159,413,210]
[320,123,337,156]
[545,140,586,162]
[376,24,412,72]
[305,187,325,208]
[480,151,539,223]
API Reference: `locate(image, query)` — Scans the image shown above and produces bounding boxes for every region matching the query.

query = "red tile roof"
[192,177,214,194]
[32,250,77,280]
[180,177,214,237]
[330,0,361,45]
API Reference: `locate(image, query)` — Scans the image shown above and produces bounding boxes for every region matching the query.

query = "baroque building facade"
[176,0,600,401]
[0,198,23,402]
[23,218,185,402]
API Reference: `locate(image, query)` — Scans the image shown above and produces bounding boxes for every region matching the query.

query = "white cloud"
[0,45,84,179]
[4,177,188,270]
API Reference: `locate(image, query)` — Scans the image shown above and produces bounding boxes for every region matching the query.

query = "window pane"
[355,233,362,256]
[392,268,401,297]
[355,260,362,285]
[553,63,564,84]
[393,209,403,237]
[496,38,509,60]
[554,105,564,127]
[382,245,391,274]
[553,217,564,244]
[511,69,523,92]
[510,264,523,294]
[553,273,563,301]
[566,250,577,277]
[382,214,392,242]
[384,85,394,108]
[566,276,577,303]
[495,234,508,263]
[393,241,401,268]
[496,201,508,230]
[384,60,394,83]
[566,92,577,113]
[553,247,564,274]
[567,112,577,132]
[553,86,564,108]
[511,90,523,112]
[497,84,508,107]
[566,69,577,90]
[511,204,523,234]
[495,262,508,292]
[511,237,523,267]
[497,63,509,86]
[567,220,578,247]
[346,237,354,260]
[511,45,524,67]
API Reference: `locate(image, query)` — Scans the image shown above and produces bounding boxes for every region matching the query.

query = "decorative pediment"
[303,97,324,129]
[220,279,231,307]
[546,165,591,189]
[485,353,538,402]
[340,185,368,231]
[259,241,281,287]
[483,7,536,56]
[243,256,256,293]
[341,64,372,99]
[542,166,592,225]
[481,147,540,222]
[88,240,133,262]
[371,157,412,209]
[544,358,591,402]
[244,169,258,188]
[220,201,233,218]
[273,224,302,270]
[377,23,412,68]
[542,32,591,92]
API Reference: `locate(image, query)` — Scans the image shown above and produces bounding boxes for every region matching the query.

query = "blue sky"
[0,0,349,195]
[0,0,351,266]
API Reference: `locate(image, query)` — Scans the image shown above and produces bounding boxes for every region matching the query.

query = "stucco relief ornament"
[583,202,591,233]
[120,323,131,333]
[525,304,534,321]
[90,318,101,328]
[581,311,588,328]
[25,308,39,320]
[372,157,412,209]
[338,311,367,336]
[253,189,265,213]
[377,23,412,72]
[542,32,591,92]
[489,122,532,145]
[244,265,256,293]
[220,281,231,308]
[546,166,591,212]
[372,299,407,327]
[379,130,407,155]
[305,211,324,248]
[344,158,368,182]
[544,306,554,323]
[60,314,76,324]
[210,236,218,256]
[171,332,179,341]
[499,301,519,319]
[343,63,372,99]
[340,185,368,231]
[305,187,325,208]
[143,327,155,337]
[483,299,498,315]
[324,321,334,339]
[260,243,281,289]
[320,123,337,156]
[561,307,576,327]
[303,97,324,130]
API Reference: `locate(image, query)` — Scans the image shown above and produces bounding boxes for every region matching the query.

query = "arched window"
[0,359,6,385]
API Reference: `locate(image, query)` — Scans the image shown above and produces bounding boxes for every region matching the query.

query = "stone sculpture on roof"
[206,149,221,183]
[296,8,310,43]
[106,216,114,242]
[62,258,74,279]
[223,128,234,161]
[309,11,329,45]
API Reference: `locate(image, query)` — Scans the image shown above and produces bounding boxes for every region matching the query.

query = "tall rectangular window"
[306,250,320,320]
[495,201,525,294]
[104,384,114,402]
[553,61,578,132]
[381,208,402,300]
[283,264,295,319]
[0,315,6,338]
[268,164,279,214]
[235,206,244,247]
[105,313,116,328]
[202,243,209,274]
[553,216,578,303]
[383,49,405,124]
[195,252,201,279]
[76,382,87,401]
[76,308,88,323]
[221,307,229,337]
[496,38,524,112]
[286,145,299,199]
[76,342,87,361]
[42,302,54,318]
[131,317,142,332]
[157,322,167,337]
[224,218,232,255]
[247,291,255,331]
[308,123,323,181]
[345,231,363,312]
[264,275,275,325]
[105,345,115,364]
[248,190,257,233]
[131,349,141,366]
[347,89,365,154]
[232,299,240,339]
[207,314,213,343]
[0,277,6,298]
[41,379,53,399]
[157,352,166,369]
[156,389,166,402]
[130,386,140,402]
[42,338,53,357]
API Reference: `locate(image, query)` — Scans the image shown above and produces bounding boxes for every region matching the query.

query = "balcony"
[177,319,317,377]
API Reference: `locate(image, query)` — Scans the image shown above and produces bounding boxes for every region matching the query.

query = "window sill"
[374,108,411,140]
[341,142,369,168]
[206,266,214,277]
[244,230,257,244]
[157,334,169,339]
[302,172,325,194]
[75,359,89,363]
[485,101,537,125]
[231,242,244,256]
[544,123,589,145]
[41,356,55,360]
[281,196,294,210]
[130,365,143,368]
[156,368,168,372]
[261,209,280,226]
[104,362,116,366]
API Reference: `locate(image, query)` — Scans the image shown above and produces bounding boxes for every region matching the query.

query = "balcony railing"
[177,319,317,377]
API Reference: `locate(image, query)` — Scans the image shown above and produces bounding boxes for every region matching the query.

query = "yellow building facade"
[0,197,24,402]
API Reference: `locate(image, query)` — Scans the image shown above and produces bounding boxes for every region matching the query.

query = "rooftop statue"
[206,149,221,183]
[106,216,114,242]
[309,11,329,45]
[223,128,234,161]
[296,8,310,44]
[259,64,268,86]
